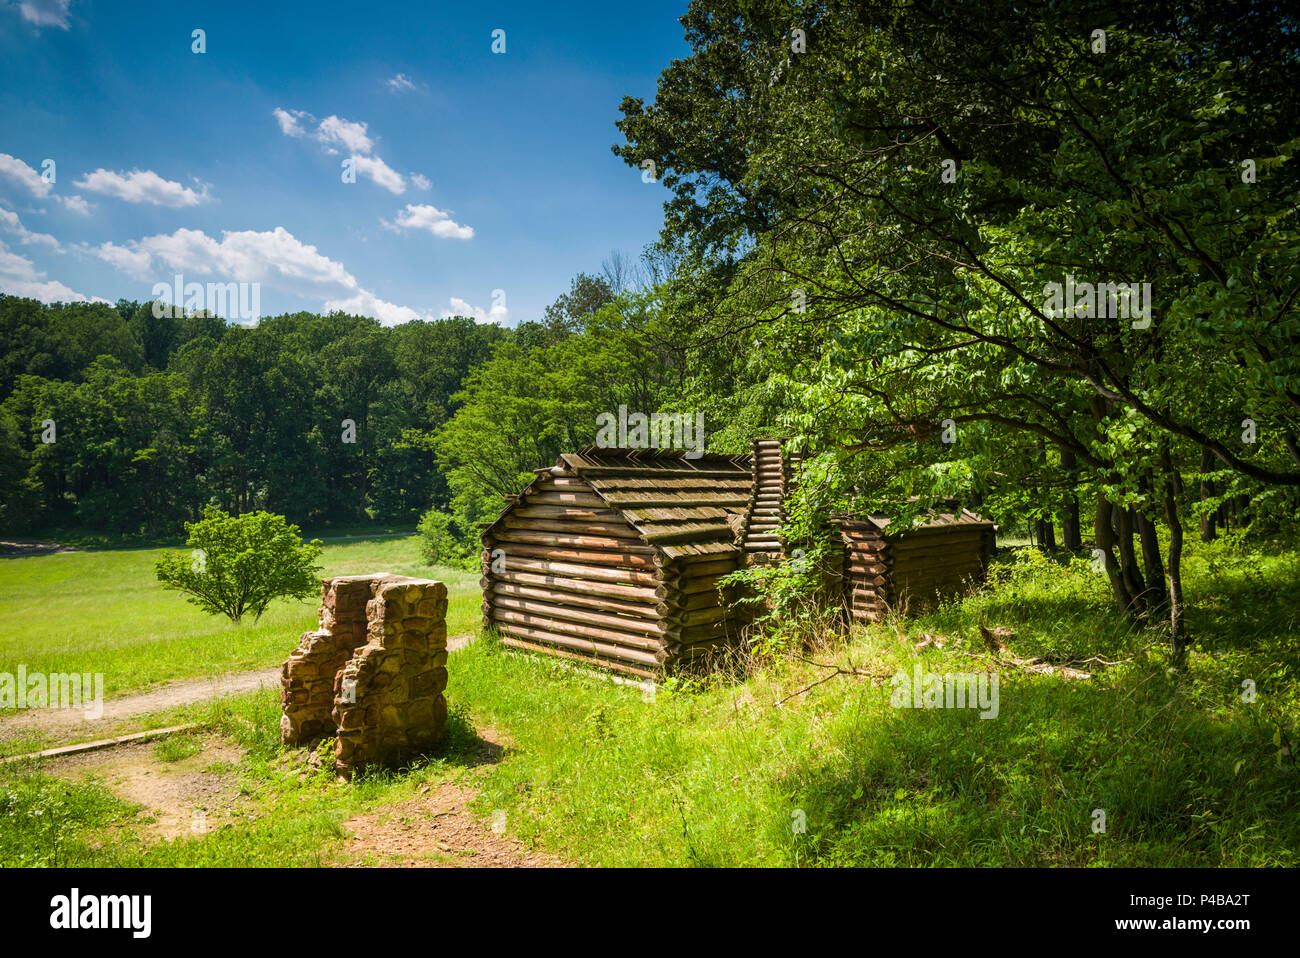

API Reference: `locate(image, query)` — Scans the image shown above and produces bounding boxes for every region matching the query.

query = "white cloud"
[323,291,425,325]
[73,168,208,207]
[273,107,406,194]
[90,241,152,278]
[18,0,70,30]
[0,239,107,304]
[59,194,90,215]
[352,155,406,195]
[0,207,60,249]
[441,296,508,325]
[0,153,52,197]
[316,115,373,155]
[410,173,431,191]
[0,154,89,213]
[91,225,432,326]
[385,203,474,240]
[272,107,309,137]
[386,73,418,93]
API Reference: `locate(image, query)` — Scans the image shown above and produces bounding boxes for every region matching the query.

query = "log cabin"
[479,448,754,679]
[480,443,997,677]
[837,510,997,623]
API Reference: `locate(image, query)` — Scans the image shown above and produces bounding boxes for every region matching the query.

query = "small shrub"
[154,506,323,622]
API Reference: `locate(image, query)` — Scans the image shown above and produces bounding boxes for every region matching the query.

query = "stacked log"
[483,476,675,678]
[840,520,893,622]
[654,550,743,668]
[742,438,787,553]
[890,525,990,605]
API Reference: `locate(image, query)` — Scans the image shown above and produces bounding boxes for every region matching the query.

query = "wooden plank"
[500,555,659,585]
[493,609,663,651]
[488,528,655,553]
[498,635,659,680]
[488,541,657,570]
[514,505,626,521]
[502,516,641,538]
[488,597,665,634]
[490,581,663,619]
[484,570,666,602]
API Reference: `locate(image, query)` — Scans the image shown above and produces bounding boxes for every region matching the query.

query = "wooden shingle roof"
[543,448,753,559]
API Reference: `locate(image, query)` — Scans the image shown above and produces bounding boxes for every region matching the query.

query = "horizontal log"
[679,605,731,628]
[527,491,608,508]
[890,542,987,561]
[678,558,738,579]
[492,609,664,652]
[490,581,663,619]
[492,600,669,638]
[500,555,658,585]
[892,557,985,577]
[488,528,655,553]
[489,541,656,569]
[639,524,734,544]
[654,550,736,568]
[483,570,666,602]
[514,505,626,522]
[498,634,660,679]
[503,516,641,538]
[682,574,731,596]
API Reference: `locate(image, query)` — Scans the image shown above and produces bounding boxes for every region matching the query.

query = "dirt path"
[0,634,474,736]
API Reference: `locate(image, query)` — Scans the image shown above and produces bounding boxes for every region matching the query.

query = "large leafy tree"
[615,0,1300,652]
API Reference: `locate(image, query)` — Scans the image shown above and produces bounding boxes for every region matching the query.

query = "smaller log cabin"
[480,448,753,679]
[838,510,997,623]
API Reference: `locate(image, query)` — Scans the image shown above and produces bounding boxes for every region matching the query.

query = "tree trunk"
[1094,495,1138,619]
[1116,507,1147,616]
[1198,445,1217,542]
[1161,443,1187,660]
[1134,508,1168,615]
[1035,516,1057,550]
[1060,448,1082,551]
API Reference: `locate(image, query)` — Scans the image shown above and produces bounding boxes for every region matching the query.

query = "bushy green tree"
[155,507,323,622]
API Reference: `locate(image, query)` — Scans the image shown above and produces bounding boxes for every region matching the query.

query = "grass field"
[1,533,1298,867]
[0,536,480,698]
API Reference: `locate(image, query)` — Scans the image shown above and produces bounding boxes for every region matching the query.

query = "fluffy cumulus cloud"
[73,168,208,207]
[0,207,60,249]
[0,239,106,303]
[384,203,474,240]
[91,225,431,326]
[273,107,406,194]
[441,295,509,325]
[17,0,70,29]
[0,153,89,213]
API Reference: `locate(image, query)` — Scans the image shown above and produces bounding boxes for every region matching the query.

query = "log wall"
[482,476,742,678]
[839,519,992,622]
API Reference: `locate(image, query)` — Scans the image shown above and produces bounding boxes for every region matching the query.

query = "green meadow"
[0,536,480,697]
[1,533,1297,867]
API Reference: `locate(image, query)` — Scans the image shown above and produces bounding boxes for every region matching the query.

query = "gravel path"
[0,634,474,735]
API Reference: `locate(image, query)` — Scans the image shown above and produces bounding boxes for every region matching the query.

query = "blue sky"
[0,0,687,325]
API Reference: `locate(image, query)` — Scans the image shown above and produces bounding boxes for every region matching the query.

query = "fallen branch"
[775,655,893,706]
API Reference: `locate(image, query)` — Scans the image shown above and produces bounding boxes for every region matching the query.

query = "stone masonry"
[280,573,448,775]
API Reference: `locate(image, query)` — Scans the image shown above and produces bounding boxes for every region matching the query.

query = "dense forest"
[0,269,695,552]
